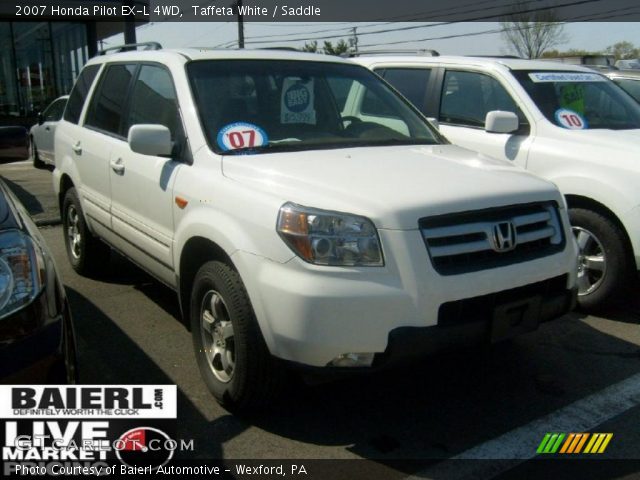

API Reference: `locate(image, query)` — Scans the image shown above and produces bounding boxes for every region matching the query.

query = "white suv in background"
[354,55,640,310]
[54,45,577,410]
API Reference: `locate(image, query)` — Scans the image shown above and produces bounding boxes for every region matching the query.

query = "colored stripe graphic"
[584,433,614,454]
[537,433,565,454]
[539,433,613,455]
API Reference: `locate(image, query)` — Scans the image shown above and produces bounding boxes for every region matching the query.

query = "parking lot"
[2,159,640,478]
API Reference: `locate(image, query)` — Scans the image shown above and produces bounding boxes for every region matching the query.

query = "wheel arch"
[178,236,235,329]
[564,194,634,259]
[58,174,75,215]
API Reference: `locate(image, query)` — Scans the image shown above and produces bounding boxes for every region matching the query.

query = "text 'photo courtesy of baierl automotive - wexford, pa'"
[1,0,640,479]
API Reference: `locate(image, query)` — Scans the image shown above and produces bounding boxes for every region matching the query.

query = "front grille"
[438,274,569,327]
[420,202,565,275]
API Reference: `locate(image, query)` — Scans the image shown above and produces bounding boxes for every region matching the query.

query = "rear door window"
[85,64,137,137]
[379,68,431,113]
[63,64,100,124]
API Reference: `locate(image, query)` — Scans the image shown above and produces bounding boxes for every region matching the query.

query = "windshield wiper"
[221,143,304,156]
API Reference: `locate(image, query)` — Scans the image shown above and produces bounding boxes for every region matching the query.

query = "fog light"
[329,353,375,367]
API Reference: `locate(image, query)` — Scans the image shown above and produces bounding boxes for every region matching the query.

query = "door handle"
[72,141,82,155]
[110,158,125,175]
[45,126,50,131]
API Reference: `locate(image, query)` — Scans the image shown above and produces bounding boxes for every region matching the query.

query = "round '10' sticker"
[217,122,268,152]
[554,108,588,130]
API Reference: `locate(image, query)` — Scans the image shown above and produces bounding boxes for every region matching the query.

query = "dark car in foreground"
[0,179,76,383]
[0,126,29,163]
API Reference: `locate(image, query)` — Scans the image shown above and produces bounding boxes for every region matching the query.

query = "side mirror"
[128,124,172,157]
[37,112,43,125]
[485,111,519,134]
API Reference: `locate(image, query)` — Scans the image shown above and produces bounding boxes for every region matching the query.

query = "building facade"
[0,20,137,126]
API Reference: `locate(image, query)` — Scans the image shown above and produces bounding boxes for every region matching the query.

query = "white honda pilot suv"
[54,45,578,410]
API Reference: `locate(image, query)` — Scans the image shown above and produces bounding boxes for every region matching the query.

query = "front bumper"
[232,228,578,368]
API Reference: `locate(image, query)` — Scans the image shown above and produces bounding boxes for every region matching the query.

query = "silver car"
[29,95,68,168]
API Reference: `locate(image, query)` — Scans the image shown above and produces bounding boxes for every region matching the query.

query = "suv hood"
[544,127,640,166]
[222,145,562,230]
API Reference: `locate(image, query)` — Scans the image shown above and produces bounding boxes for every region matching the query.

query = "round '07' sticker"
[217,122,268,152]
[554,108,588,130]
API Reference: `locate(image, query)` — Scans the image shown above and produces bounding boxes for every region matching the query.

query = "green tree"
[500,1,567,58]
[322,39,350,56]
[605,41,639,60]
[301,41,318,53]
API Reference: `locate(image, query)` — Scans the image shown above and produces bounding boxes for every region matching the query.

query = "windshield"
[187,59,440,154]
[513,70,640,130]
[612,78,640,103]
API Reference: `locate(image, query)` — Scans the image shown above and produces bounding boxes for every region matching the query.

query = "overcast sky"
[104,22,640,55]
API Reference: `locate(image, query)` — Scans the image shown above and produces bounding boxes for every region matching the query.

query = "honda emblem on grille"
[492,221,517,252]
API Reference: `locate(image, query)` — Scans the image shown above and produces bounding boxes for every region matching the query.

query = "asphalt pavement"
[2,159,640,478]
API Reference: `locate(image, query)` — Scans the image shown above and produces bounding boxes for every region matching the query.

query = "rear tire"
[190,261,282,412]
[62,187,110,275]
[570,208,632,312]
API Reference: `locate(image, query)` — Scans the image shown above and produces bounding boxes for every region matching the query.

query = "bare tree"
[500,2,567,59]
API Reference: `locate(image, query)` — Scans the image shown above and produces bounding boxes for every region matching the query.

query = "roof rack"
[466,55,521,59]
[342,49,439,58]
[258,47,300,51]
[99,42,163,55]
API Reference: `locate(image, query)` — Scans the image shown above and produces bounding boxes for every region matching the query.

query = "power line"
[242,0,606,46]
[359,6,640,49]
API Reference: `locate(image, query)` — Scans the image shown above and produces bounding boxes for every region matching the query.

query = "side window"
[85,64,137,136]
[380,68,431,112]
[440,70,522,127]
[123,65,182,140]
[63,64,100,124]
[361,89,396,117]
[326,76,352,112]
[614,78,640,103]
[43,98,67,122]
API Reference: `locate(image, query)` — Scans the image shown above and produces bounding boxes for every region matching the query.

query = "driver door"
[437,69,532,167]
[108,64,186,286]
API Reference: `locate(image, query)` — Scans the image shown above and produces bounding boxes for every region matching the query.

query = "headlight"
[0,230,45,319]
[277,203,384,266]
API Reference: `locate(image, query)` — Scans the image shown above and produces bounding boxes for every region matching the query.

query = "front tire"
[190,261,282,412]
[62,187,110,275]
[570,208,632,311]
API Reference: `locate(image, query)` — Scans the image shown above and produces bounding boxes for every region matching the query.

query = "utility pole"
[236,0,245,48]
[351,27,358,53]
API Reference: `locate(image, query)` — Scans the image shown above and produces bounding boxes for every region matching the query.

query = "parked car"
[604,69,640,103]
[354,54,640,310]
[29,95,69,168]
[0,126,29,162]
[0,178,77,383]
[54,45,577,410]
[614,59,640,70]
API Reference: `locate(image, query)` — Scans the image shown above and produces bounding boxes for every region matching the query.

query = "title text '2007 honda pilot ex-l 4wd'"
[53,45,578,411]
